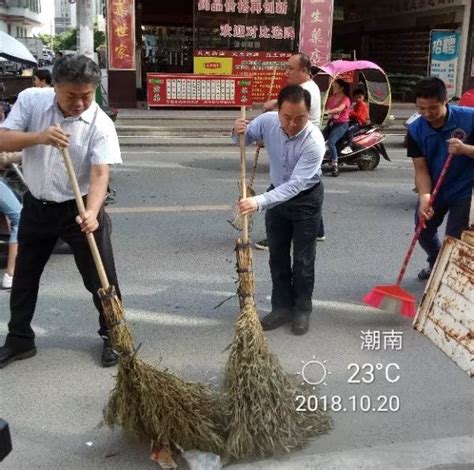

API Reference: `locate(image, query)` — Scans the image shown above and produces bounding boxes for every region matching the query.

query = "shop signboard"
[195,0,296,43]
[299,0,334,66]
[194,50,291,102]
[107,0,136,70]
[429,30,460,98]
[147,74,253,107]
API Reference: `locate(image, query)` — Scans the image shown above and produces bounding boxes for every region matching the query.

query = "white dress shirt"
[1,87,122,202]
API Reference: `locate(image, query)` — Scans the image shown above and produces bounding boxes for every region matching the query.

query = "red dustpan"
[363,152,455,317]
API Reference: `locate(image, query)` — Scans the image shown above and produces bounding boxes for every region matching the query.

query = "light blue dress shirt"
[233,111,325,210]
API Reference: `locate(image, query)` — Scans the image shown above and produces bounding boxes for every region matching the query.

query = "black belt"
[27,191,79,206]
[269,182,320,198]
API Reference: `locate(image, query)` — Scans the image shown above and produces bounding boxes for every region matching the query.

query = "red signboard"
[194,50,291,103]
[107,0,135,70]
[147,74,253,107]
[299,0,334,66]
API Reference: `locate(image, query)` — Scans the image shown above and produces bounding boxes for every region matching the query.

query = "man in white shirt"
[0,55,122,369]
[263,53,321,127]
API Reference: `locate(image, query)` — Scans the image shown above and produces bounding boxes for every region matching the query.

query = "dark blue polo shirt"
[407,105,474,204]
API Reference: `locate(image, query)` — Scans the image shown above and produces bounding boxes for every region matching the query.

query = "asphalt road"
[0,136,472,469]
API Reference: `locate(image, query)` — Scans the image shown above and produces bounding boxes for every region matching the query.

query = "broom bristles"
[224,243,332,460]
[104,356,226,454]
[100,286,227,454]
[363,284,416,317]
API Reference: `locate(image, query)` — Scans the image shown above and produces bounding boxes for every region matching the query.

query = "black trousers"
[415,197,471,268]
[5,192,121,350]
[265,182,324,314]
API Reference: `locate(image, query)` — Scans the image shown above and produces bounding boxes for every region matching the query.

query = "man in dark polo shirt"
[406,77,474,280]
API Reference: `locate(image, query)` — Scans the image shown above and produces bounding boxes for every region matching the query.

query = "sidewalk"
[113,102,412,147]
[116,102,416,120]
[230,435,474,470]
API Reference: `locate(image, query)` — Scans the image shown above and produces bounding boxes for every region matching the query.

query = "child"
[341,88,370,154]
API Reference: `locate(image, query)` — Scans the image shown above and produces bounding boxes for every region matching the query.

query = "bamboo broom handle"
[240,105,249,243]
[61,147,110,290]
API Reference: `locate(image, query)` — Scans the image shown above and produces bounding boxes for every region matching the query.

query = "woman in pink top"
[322,79,351,176]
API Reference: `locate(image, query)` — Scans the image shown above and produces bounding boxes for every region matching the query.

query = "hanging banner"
[107,0,136,70]
[429,30,460,98]
[194,50,291,102]
[147,74,253,107]
[299,0,334,66]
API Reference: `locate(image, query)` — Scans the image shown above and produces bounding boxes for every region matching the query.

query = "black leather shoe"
[260,310,292,331]
[291,312,310,335]
[417,266,432,280]
[101,338,118,367]
[331,165,340,177]
[0,345,37,369]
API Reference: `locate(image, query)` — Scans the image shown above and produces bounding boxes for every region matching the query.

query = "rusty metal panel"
[413,233,474,378]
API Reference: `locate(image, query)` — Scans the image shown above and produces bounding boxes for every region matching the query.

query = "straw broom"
[223,108,332,460]
[60,148,225,454]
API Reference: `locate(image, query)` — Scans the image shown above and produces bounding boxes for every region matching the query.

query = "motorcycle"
[316,60,392,171]
[323,121,390,171]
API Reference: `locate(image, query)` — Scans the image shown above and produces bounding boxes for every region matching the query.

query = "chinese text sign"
[147,74,253,107]
[430,30,460,98]
[108,0,136,70]
[299,0,334,66]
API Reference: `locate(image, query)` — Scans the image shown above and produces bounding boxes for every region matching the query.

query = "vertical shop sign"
[429,30,460,98]
[299,0,334,66]
[107,0,136,70]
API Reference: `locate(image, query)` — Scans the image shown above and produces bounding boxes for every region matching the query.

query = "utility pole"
[76,0,95,60]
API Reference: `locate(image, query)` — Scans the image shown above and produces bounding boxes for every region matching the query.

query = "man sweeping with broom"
[0,55,122,368]
[233,85,325,335]
[407,77,474,280]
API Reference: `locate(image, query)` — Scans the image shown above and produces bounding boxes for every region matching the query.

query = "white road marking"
[125,308,226,326]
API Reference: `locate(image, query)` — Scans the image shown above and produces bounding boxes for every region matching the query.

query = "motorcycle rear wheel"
[356,148,380,171]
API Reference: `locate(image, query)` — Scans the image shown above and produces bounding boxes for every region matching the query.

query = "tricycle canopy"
[315,60,392,126]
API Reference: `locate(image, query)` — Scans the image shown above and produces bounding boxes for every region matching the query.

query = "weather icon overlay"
[298,357,331,389]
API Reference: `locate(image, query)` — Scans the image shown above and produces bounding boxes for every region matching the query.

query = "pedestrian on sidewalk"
[0,55,122,369]
[407,77,474,280]
[33,69,52,88]
[233,85,325,335]
[0,179,21,289]
[255,52,325,250]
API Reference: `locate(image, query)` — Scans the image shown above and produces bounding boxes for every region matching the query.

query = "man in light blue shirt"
[234,85,325,335]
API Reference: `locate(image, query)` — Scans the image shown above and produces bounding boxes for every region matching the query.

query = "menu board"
[147,74,252,107]
[194,50,291,102]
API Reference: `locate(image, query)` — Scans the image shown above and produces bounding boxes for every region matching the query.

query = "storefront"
[106,0,334,108]
[106,0,472,108]
[332,0,472,99]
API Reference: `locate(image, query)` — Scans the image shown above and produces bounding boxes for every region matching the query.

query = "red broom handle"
[396,153,454,285]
